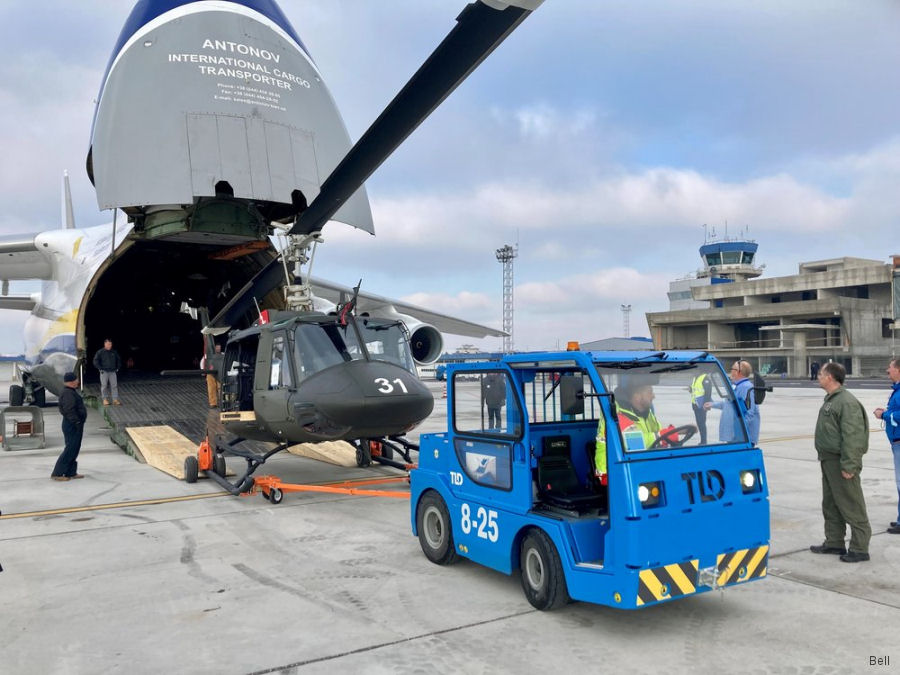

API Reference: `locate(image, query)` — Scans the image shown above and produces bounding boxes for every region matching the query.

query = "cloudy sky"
[1,0,899,355]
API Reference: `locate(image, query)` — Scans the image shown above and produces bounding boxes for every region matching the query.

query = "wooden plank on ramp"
[126,425,233,480]
[287,441,357,467]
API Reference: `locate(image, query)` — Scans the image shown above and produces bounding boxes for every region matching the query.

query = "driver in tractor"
[594,374,696,485]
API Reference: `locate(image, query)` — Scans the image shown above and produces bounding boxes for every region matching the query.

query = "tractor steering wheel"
[648,424,697,449]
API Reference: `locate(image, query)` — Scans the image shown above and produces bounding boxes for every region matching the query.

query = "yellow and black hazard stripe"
[717,545,768,586]
[636,560,698,606]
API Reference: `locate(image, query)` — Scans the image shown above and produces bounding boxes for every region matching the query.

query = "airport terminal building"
[646,239,900,377]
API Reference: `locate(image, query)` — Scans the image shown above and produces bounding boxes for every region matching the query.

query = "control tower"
[697,238,763,282]
[667,227,764,311]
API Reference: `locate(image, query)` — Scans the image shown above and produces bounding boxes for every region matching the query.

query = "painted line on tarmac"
[761,428,881,443]
[0,491,231,520]
[0,474,410,520]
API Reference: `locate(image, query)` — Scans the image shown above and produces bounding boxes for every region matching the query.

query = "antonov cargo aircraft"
[0,0,542,406]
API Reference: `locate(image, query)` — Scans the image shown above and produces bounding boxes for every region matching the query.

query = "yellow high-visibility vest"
[595,405,661,474]
[690,374,708,405]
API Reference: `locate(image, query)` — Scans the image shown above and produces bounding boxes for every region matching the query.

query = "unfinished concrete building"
[647,240,900,377]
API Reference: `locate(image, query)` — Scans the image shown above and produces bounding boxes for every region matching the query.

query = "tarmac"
[1,378,899,674]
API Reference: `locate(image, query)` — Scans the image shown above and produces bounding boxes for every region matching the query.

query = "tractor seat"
[536,435,604,512]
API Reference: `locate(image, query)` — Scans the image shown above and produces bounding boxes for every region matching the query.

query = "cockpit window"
[358,319,416,372]
[594,360,747,451]
[269,333,293,389]
[293,322,362,381]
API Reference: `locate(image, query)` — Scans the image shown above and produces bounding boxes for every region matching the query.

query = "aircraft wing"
[0,234,53,281]
[309,277,505,339]
[0,234,50,311]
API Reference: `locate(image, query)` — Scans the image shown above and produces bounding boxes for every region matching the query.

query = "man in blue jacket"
[874,358,900,534]
[705,360,760,444]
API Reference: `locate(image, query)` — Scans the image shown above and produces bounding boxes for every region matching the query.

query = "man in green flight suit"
[810,362,872,563]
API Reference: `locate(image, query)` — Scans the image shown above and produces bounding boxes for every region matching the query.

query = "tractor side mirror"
[560,375,585,416]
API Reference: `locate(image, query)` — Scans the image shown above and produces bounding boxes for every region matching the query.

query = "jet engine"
[366,310,443,365]
[406,321,443,365]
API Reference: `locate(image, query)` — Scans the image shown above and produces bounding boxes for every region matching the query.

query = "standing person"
[482,371,507,429]
[810,361,820,381]
[704,361,760,444]
[873,358,900,534]
[201,344,225,408]
[93,338,122,405]
[51,372,87,481]
[690,372,713,445]
[810,362,871,562]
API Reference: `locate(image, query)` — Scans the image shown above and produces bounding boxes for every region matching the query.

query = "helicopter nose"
[298,360,434,438]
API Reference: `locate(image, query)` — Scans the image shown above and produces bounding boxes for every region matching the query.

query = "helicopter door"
[253,331,295,440]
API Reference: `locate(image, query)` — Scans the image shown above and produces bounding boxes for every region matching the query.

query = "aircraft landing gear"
[198,435,290,496]
[189,435,415,504]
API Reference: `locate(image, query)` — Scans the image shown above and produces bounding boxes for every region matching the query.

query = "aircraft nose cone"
[299,361,433,438]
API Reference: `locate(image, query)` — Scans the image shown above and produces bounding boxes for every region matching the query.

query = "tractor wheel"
[520,529,569,610]
[416,491,459,565]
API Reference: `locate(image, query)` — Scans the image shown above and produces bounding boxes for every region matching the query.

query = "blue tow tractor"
[410,349,769,610]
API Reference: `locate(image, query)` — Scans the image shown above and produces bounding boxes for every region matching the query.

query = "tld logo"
[681,470,725,503]
[450,471,464,486]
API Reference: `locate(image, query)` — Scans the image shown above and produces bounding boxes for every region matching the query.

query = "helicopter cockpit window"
[293,322,362,381]
[269,334,293,389]
[358,319,416,372]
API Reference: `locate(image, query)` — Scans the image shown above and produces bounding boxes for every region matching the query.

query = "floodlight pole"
[621,304,632,338]
[496,244,517,353]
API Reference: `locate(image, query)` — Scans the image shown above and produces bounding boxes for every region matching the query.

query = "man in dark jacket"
[93,338,122,405]
[51,372,88,481]
[810,362,871,562]
[481,371,507,429]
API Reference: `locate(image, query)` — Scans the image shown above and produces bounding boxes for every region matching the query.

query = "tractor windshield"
[594,360,748,450]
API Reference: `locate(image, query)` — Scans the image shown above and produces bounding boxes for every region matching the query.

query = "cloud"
[345,165,851,253]
[492,103,599,141]
[401,290,495,315]
[518,268,669,310]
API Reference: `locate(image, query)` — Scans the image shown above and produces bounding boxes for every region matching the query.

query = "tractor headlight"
[740,470,761,493]
[638,481,663,507]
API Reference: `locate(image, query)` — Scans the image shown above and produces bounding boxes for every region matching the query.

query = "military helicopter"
[197,279,437,490]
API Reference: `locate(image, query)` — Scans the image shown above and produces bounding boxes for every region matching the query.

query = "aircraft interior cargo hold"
[80,239,279,377]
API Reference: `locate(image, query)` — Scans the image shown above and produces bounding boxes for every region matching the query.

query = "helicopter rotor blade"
[204,1,542,332]
[204,256,284,333]
[288,0,541,236]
